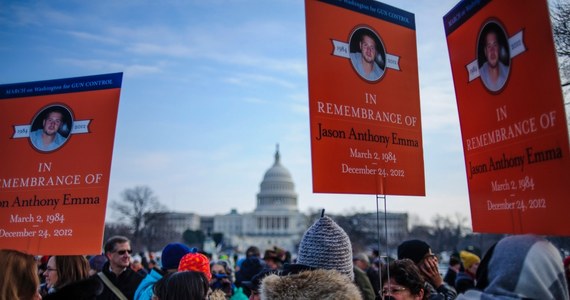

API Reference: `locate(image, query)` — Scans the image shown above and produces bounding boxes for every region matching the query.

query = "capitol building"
[213,146,306,252]
[152,145,409,255]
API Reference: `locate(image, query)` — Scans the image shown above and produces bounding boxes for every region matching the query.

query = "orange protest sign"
[0,73,122,254]
[305,0,425,195]
[444,0,570,235]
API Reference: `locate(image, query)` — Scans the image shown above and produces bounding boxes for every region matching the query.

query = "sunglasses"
[115,249,133,255]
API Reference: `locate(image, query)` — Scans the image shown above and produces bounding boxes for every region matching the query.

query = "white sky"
[0,0,473,226]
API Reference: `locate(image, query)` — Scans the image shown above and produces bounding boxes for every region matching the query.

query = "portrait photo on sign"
[477,20,510,93]
[29,104,73,152]
[349,26,386,82]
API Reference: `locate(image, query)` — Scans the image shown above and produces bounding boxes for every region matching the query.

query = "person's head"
[104,235,132,269]
[381,259,426,300]
[88,255,107,276]
[243,269,275,300]
[148,259,157,270]
[42,109,64,136]
[210,260,234,297]
[238,257,266,284]
[161,242,192,272]
[163,271,209,300]
[210,260,233,279]
[37,256,49,279]
[353,253,370,271]
[44,255,90,290]
[131,259,143,271]
[448,255,461,272]
[44,256,58,289]
[459,250,480,277]
[178,251,211,281]
[475,234,569,299]
[262,250,282,270]
[152,272,172,300]
[484,30,500,68]
[359,33,378,64]
[449,255,460,267]
[397,239,437,270]
[0,249,41,300]
[373,249,380,258]
[296,210,354,280]
[246,246,260,258]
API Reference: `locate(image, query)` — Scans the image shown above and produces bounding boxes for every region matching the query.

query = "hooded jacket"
[134,267,164,300]
[457,234,569,300]
[260,268,363,300]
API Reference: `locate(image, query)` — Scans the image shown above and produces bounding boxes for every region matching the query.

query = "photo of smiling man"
[478,21,510,92]
[29,105,72,152]
[349,27,386,82]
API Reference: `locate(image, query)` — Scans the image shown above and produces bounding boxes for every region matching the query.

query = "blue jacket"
[134,268,163,300]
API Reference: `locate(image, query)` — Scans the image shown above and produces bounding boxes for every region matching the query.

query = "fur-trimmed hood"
[260,268,363,300]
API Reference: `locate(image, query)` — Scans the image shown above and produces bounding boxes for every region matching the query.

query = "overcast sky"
[0,0,476,226]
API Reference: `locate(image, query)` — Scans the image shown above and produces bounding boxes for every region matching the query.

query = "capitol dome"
[256,145,298,212]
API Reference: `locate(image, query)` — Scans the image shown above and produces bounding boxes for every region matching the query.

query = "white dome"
[256,145,298,212]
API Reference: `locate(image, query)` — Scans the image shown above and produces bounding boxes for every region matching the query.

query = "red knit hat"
[178,252,212,281]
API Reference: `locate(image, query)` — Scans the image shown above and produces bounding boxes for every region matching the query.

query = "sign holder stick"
[376,193,389,296]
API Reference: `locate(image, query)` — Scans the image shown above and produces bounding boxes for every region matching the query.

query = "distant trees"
[333,214,372,254]
[329,211,472,257]
[103,222,133,247]
[212,232,224,247]
[551,1,570,129]
[405,213,471,255]
[182,229,205,249]
[428,213,470,253]
[551,0,570,84]
[108,185,168,251]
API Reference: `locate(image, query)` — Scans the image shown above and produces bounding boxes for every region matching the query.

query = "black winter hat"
[397,239,431,264]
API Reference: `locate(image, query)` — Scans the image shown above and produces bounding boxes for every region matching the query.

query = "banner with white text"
[305,0,425,195]
[0,73,122,254]
[444,0,570,235]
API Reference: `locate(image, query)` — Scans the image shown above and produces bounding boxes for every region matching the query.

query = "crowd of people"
[2,210,570,299]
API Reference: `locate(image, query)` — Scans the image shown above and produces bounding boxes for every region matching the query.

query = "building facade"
[144,211,201,250]
[213,146,306,253]
[148,146,409,256]
[351,212,409,248]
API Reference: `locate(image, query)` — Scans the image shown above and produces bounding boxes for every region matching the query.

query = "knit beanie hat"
[178,251,212,281]
[161,242,192,270]
[460,250,480,270]
[237,257,266,283]
[397,239,431,264]
[88,255,107,272]
[296,210,354,280]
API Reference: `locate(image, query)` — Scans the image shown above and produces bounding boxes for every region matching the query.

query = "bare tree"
[551,1,570,130]
[182,229,205,249]
[102,222,134,249]
[111,185,167,251]
[430,214,464,253]
[551,0,570,82]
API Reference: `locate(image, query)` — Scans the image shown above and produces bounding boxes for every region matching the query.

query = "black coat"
[43,277,103,300]
[94,261,144,300]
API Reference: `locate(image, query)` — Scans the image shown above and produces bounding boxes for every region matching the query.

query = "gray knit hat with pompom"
[296,210,354,280]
